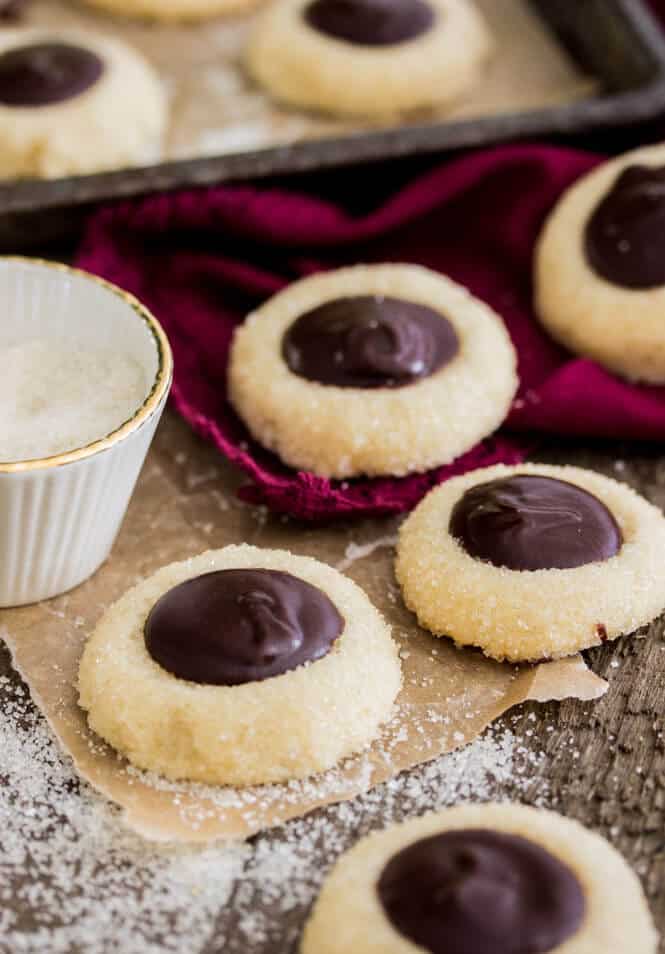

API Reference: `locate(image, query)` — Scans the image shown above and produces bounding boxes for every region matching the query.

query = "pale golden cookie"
[301,804,657,954]
[0,29,165,179]
[535,143,665,383]
[396,463,665,662]
[228,264,518,479]
[78,545,401,786]
[78,0,257,21]
[246,0,491,118]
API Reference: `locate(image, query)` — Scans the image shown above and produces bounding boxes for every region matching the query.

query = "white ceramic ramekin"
[0,258,173,607]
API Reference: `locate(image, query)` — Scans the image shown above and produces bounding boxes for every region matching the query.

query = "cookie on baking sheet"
[535,143,665,383]
[246,0,491,117]
[395,462,665,662]
[228,264,518,480]
[301,803,657,954]
[78,545,401,786]
[79,0,257,22]
[0,29,165,178]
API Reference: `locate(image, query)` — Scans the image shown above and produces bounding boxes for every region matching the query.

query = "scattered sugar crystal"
[0,670,246,953]
[185,467,220,491]
[335,535,398,572]
[0,340,148,462]
[0,655,547,952]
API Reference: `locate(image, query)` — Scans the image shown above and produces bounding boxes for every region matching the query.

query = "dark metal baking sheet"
[0,0,664,220]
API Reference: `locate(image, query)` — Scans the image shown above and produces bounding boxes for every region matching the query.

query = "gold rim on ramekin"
[0,257,173,474]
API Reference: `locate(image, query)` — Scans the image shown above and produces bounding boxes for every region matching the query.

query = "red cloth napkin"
[76,140,665,519]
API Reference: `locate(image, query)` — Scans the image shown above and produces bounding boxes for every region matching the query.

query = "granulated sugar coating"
[0,340,148,462]
[0,659,547,953]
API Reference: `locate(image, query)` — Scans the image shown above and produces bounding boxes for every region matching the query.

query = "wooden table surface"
[1,412,664,952]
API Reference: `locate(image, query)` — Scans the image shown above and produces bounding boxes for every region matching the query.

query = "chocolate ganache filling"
[304,0,434,45]
[0,42,104,107]
[282,296,458,388]
[585,164,665,289]
[377,829,586,954]
[144,569,344,686]
[0,0,28,21]
[449,475,622,571]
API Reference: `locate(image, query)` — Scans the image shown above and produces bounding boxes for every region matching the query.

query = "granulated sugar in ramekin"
[0,339,148,462]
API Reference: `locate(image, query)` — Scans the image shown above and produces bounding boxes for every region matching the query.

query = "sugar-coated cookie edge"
[535,143,665,383]
[78,545,401,786]
[301,803,657,954]
[0,27,166,178]
[396,462,665,661]
[228,263,518,479]
[246,0,491,117]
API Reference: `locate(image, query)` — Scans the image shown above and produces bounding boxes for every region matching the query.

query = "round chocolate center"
[585,164,665,289]
[282,296,458,389]
[0,42,104,107]
[304,0,434,45]
[0,0,27,21]
[449,475,622,571]
[377,829,586,954]
[144,569,344,686]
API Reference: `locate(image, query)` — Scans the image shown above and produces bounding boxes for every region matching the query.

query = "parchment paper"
[0,415,607,843]
[20,0,597,164]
